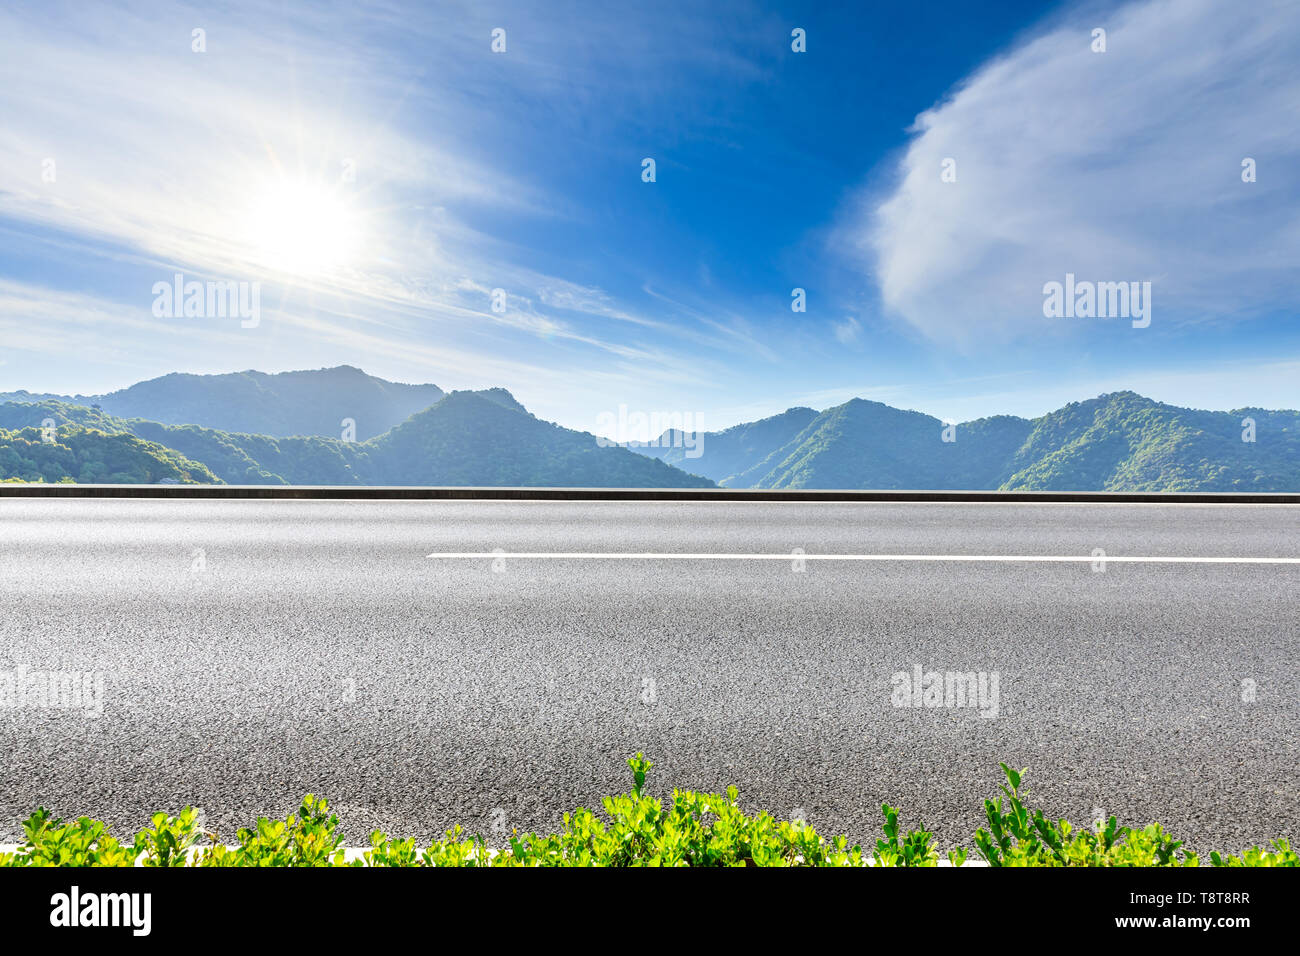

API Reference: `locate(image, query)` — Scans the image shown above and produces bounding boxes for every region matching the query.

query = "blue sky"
[1,0,1297,440]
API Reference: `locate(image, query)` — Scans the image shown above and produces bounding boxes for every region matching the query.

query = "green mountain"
[733,400,1032,489]
[0,423,219,484]
[1000,392,1300,491]
[366,391,713,486]
[4,379,1297,490]
[0,391,714,488]
[0,366,443,441]
[631,392,1300,491]
[127,421,368,485]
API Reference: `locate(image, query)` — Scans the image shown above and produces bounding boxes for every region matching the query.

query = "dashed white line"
[427,552,1300,564]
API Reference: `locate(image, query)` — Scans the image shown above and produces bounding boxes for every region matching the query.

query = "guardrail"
[1,485,1299,503]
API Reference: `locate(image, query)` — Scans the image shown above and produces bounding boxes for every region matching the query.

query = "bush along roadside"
[0,758,1294,868]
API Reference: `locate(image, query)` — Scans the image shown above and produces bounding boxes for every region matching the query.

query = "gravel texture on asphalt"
[0,498,1296,853]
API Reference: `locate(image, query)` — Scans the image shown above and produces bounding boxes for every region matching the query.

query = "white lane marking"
[427,552,1300,564]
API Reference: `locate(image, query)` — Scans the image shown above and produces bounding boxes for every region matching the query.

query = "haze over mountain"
[0,366,443,441]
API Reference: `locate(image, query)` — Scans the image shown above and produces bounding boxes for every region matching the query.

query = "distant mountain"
[631,406,819,484]
[0,390,715,488]
[0,366,443,441]
[629,392,1300,491]
[5,374,1298,490]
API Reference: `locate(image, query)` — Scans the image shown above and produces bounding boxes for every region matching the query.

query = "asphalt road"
[1,498,1296,854]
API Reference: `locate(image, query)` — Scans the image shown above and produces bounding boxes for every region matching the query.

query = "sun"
[246,178,360,276]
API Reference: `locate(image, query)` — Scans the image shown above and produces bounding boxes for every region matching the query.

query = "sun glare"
[246,179,360,276]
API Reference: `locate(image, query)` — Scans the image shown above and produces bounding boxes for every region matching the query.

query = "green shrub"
[134,807,206,867]
[195,794,346,867]
[3,808,135,867]
[1211,840,1298,868]
[972,764,1199,867]
[1,758,1294,867]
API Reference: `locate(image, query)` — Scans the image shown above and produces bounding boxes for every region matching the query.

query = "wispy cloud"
[832,315,861,344]
[860,0,1300,342]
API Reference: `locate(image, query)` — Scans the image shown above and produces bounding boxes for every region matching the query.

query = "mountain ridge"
[629,390,1300,491]
[0,389,714,488]
[0,366,444,441]
[3,370,1298,490]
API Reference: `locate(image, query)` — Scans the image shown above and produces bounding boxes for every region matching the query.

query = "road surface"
[1,497,1296,853]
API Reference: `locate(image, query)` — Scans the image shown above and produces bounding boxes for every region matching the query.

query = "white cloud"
[832,315,861,344]
[863,0,1300,342]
